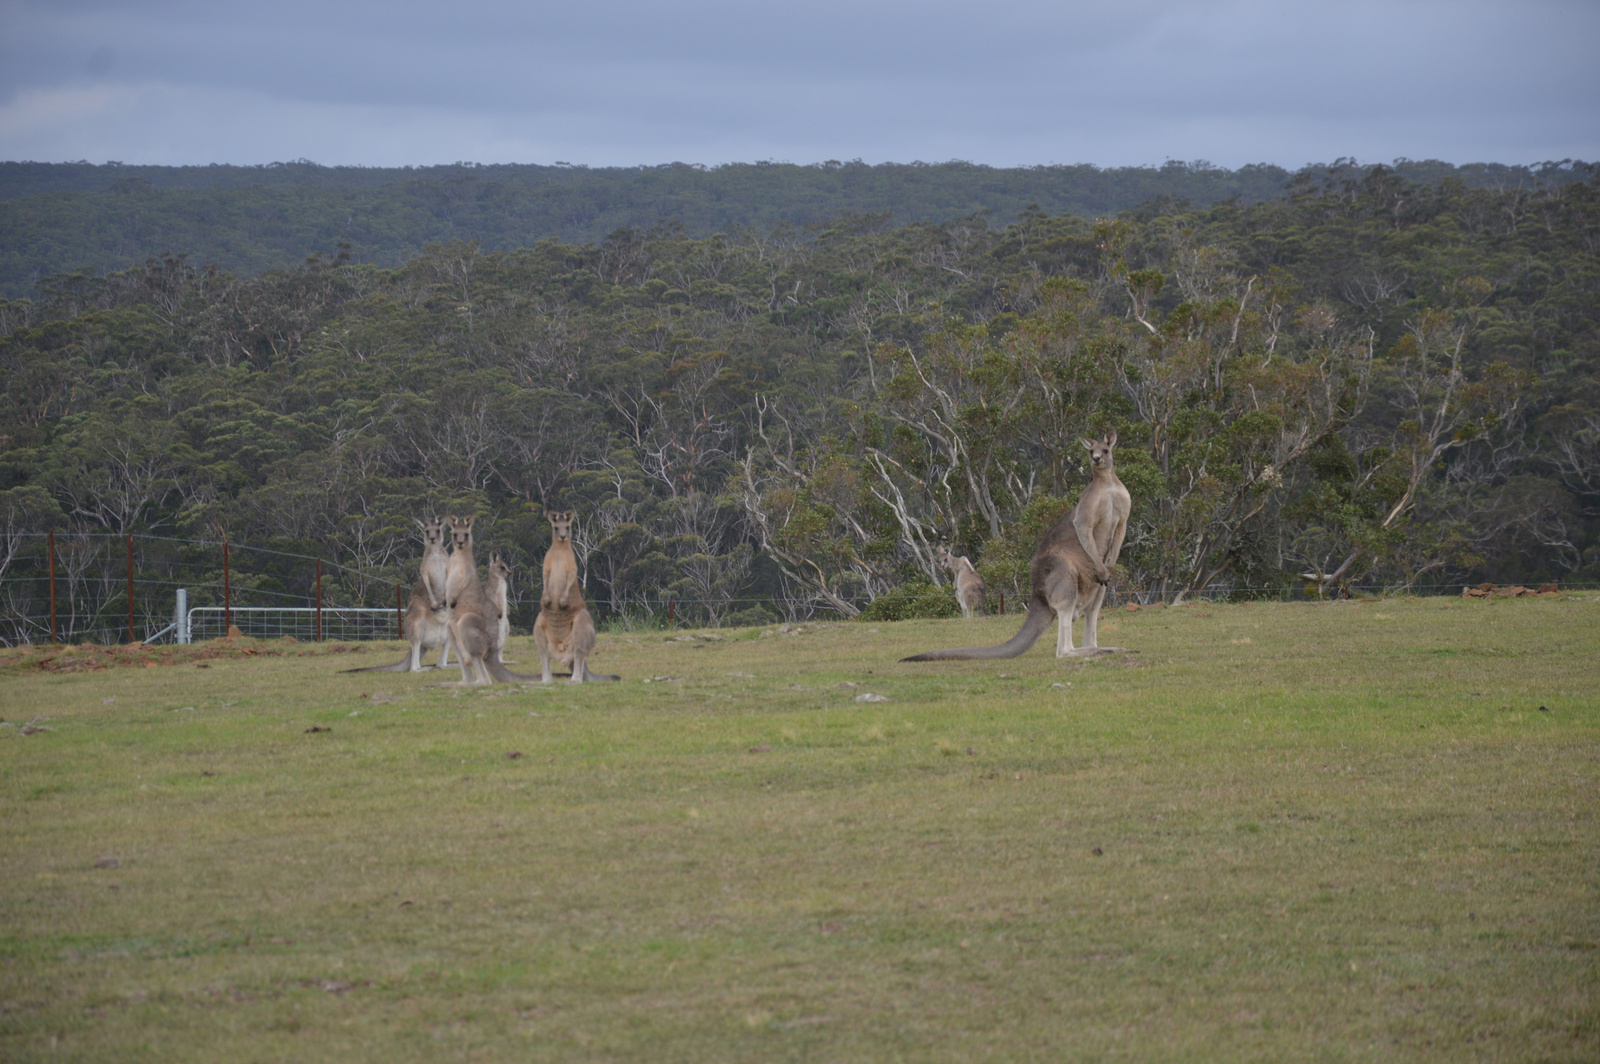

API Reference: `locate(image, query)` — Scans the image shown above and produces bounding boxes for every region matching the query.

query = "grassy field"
[1,595,1596,1062]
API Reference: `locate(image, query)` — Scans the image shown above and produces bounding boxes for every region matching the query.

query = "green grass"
[2,596,1597,1062]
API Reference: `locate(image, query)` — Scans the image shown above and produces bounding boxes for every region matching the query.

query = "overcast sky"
[1,0,1595,170]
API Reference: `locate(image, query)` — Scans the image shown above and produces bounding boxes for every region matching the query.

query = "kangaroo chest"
[445,553,476,599]
[423,547,448,582]
[1079,481,1130,547]
[542,545,580,602]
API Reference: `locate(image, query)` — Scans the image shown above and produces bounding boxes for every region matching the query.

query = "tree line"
[1,161,1596,642]
[2,158,1589,300]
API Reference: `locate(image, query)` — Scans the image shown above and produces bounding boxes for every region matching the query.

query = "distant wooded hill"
[0,158,1588,299]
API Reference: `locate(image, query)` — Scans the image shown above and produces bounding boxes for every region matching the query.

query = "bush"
[857,580,960,622]
[724,605,778,628]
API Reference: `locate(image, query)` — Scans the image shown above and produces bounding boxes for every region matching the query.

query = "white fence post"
[176,589,189,644]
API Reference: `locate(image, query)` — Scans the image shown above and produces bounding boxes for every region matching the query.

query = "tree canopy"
[2,157,1588,299]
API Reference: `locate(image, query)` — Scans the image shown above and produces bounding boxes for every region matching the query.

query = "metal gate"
[184,606,403,643]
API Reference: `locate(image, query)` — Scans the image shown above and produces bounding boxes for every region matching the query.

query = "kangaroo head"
[448,514,475,551]
[548,509,575,543]
[488,551,511,580]
[1080,431,1118,472]
[935,545,955,569]
[416,516,447,548]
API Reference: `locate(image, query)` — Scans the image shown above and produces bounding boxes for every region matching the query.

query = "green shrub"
[725,605,779,628]
[857,580,960,622]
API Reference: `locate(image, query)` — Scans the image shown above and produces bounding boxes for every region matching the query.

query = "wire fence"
[0,530,1590,647]
[0,530,805,645]
[0,531,410,647]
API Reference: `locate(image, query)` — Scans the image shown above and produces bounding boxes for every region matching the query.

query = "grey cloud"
[0,0,1595,167]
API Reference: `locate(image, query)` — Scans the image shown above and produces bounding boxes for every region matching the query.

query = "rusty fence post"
[126,534,136,644]
[315,558,323,642]
[223,540,231,635]
[47,529,58,644]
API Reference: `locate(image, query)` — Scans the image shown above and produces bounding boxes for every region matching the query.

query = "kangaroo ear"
[414,517,425,530]
[565,510,575,522]
[1104,429,1118,448]
[1080,437,1097,451]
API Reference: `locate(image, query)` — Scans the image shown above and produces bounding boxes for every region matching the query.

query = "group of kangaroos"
[347,509,617,684]
[350,431,1132,684]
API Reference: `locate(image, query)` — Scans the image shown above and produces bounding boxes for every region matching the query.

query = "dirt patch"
[0,638,375,675]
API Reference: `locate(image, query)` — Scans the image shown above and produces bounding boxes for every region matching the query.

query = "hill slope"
[1,158,1587,298]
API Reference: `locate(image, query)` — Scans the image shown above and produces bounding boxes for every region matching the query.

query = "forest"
[0,160,1596,642]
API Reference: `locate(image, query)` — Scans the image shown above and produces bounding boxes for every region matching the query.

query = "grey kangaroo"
[418,515,451,612]
[936,545,987,619]
[904,432,1132,661]
[533,510,619,683]
[442,515,478,611]
[444,520,529,685]
[486,547,517,663]
[342,516,455,673]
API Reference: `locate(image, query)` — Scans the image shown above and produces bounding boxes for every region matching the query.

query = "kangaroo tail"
[580,666,621,682]
[340,657,413,673]
[487,653,545,683]
[483,656,540,681]
[902,599,1053,661]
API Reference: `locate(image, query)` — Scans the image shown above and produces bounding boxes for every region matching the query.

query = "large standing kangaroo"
[442,514,478,612]
[904,432,1132,661]
[443,518,529,685]
[533,510,619,683]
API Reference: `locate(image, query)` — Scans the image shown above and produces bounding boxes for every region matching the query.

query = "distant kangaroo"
[904,432,1132,661]
[937,545,987,619]
[487,550,520,663]
[342,516,455,673]
[533,510,619,683]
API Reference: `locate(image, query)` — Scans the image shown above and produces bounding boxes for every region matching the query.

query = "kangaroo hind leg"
[1054,608,1076,657]
[1081,584,1135,655]
[533,618,555,684]
[1048,575,1079,658]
